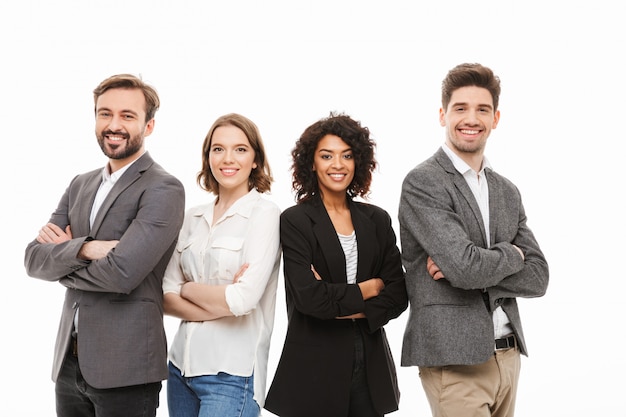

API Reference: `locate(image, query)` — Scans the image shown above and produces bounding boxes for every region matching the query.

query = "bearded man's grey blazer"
[399,147,549,367]
[25,152,185,389]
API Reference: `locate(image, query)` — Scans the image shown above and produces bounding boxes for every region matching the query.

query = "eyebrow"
[318,147,352,153]
[451,101,493,110]
[96,107,140,116]
[211,142,251,148]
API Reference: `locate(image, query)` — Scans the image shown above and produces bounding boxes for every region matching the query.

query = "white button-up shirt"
[163,189,281,407]
[442,144,513,339]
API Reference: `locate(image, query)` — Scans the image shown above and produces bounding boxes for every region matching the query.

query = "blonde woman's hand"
[233,263,249,283]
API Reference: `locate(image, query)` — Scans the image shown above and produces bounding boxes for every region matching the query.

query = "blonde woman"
[163,113,281,417]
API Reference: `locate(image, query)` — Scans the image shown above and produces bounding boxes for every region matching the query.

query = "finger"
[38,228,54,242]
[46,223,65,236]
[310,265,322,280]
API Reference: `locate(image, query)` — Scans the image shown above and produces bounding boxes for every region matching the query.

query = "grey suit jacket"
[399,147,548,367]
[24,152,185,389]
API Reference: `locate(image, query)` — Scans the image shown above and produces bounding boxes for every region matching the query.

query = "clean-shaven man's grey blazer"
[25,152,185,389]
[399,147,548,367]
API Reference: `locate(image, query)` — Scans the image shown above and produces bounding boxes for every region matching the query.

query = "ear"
[492,110,501,129]
[144,119,155,137]
[439,108,446,127]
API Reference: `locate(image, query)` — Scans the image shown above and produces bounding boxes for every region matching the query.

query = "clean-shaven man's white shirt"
[442,144,514,339]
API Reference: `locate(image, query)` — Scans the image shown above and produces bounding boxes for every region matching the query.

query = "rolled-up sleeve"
[225,202,281,316]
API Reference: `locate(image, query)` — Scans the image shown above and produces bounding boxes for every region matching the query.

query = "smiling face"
[209,124,257,198]
[440,85,500,157]
[95,88,154,170]
[312,134,355,198]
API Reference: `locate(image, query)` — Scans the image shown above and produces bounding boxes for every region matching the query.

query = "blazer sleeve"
[24,176,93,281]
[63,174,185,294]
[225,200,281,316]
[280,207,365,320]
[486,194,549,305]
[399,166,525,291]
[361,208,408,333]
[26,170,185,294]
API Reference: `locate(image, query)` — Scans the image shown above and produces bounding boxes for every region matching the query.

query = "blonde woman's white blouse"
[163,189,281,407]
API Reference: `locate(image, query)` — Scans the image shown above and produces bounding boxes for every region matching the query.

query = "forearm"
[487,219,549,300]
[163,292,224,321]
[180,282,233,319]
[362,276,409,331]
[336,312,366,319]
[488,255,548,301]
[335,281,382,319]
[24,238,90,282]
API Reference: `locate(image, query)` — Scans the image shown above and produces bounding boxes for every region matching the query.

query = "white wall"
[2,1,624,415]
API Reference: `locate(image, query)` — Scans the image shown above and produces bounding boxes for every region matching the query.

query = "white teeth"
[461,129,479,135]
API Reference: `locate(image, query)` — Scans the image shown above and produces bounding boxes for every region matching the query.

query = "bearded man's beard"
[97,130,144,160]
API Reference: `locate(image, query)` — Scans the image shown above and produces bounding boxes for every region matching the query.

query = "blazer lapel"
[436,148,489,247]
[90,153,152,236]
[306,197,348,284]
[485,168,501,246]
[75,172,103,237]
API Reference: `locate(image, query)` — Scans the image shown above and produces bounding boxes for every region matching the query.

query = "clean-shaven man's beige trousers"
[419,347,521,417]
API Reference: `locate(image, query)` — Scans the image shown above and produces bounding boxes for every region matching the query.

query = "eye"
[320,154,332,160]
[236,147,248,153]
[211,146,224,152]
[343,153,353,160]
[97,111,111,118]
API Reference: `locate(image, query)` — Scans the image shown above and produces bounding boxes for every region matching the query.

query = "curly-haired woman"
[265,113,408,417]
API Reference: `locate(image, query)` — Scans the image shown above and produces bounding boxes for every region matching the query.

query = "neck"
[461,153,484,173]
[108,150,144,173]
[216,187,249,211]
[320,191,348,212]
[445,142,484,172]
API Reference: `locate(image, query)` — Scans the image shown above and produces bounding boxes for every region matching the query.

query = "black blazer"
[265,195,408,417]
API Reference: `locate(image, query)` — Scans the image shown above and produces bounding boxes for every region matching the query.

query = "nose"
[466,109,480,124]
[223,149,235,163]
[108,114,124,131]
[331,156,344,168]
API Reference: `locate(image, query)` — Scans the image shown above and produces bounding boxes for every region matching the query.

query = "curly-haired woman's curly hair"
[291,112,377,203]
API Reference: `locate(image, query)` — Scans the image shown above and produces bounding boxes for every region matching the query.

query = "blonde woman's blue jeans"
[167,362,259,417]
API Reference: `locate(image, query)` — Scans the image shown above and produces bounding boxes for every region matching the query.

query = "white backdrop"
[2,1,624,416]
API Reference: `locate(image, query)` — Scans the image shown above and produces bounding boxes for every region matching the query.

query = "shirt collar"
[442,143,492,175]
[193,189,262,222]
[101,152,144,183]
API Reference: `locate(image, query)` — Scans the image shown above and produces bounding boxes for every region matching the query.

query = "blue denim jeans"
[56,349,161,417]
[167,362,259,417]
